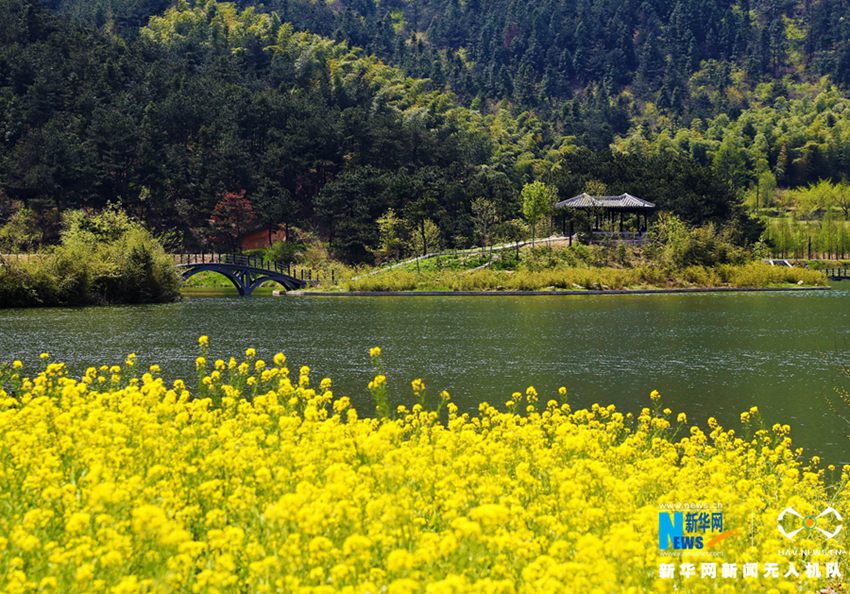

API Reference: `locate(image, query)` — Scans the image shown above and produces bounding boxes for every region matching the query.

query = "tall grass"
[345,263,826,292]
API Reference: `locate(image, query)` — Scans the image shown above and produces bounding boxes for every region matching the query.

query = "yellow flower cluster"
[0,346,846,594]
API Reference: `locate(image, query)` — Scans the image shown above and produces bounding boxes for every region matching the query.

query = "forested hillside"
[47,0,850,109]
[253,0,850,189]
[45,2,850,113]
[9,0,850,261]
[3,0,756,261]
[38,0,850,193]
[0,0,558,260]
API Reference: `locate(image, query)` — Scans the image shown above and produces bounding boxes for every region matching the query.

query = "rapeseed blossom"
[0,343,845,593]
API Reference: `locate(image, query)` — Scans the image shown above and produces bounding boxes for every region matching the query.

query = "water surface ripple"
[2,288,849,461]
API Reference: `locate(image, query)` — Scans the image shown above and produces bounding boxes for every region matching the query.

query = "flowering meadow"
[0,340,847,593]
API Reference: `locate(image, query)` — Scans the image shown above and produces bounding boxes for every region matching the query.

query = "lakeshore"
[291,285,831,297]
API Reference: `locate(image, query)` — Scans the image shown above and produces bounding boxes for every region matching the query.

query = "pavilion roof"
[555,193,656,210]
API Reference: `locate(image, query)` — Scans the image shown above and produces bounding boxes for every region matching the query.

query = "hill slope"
[1,0,561,260]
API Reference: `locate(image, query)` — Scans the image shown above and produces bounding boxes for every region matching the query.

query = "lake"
[2,288,849,462]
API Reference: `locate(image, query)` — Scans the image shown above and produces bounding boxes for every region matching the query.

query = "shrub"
[646,214,749,268]
[0,208,180,307]
[265,240,306,265]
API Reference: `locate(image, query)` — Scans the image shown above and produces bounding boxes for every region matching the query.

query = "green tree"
[521,181,557,245]
[254,184,294,246]
[375,208,404,262]
[583,180,608,196]
[403,170,445,258]
[314,167,392,264]
[0,208,41,253]
[470,197,498,253]
[835,181,850,219]
[712,136,747,189]
[405,219,441,261]
[755,171,777,211]
[494,218,528,260]
[751,132,773,211]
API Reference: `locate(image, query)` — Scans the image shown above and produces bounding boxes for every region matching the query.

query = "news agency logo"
[659,509,729,550]
[777,506,843,540]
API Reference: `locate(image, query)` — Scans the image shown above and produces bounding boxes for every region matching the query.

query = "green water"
[2,289,850,462]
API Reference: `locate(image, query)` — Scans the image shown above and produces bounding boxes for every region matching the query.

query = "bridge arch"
[180,266,248,296]
[245,275,289,294]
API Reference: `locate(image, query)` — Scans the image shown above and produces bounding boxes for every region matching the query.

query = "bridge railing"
[174,253,327,285]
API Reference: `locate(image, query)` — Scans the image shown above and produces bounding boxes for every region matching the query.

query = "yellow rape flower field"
[0,340,847,594]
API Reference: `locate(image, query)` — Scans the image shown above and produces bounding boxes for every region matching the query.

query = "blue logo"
[659,511,724,550]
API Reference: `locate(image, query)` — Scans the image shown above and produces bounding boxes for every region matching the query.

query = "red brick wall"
[239,227,286,250]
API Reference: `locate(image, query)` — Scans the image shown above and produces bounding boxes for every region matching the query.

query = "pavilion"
[555,193,656,240]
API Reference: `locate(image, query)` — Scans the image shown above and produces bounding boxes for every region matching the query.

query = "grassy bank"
[343,262,827,292]
[0,344,843,593]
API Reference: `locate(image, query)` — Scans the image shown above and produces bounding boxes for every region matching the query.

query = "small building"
[239,225,287,251]
[555,193,656,239]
